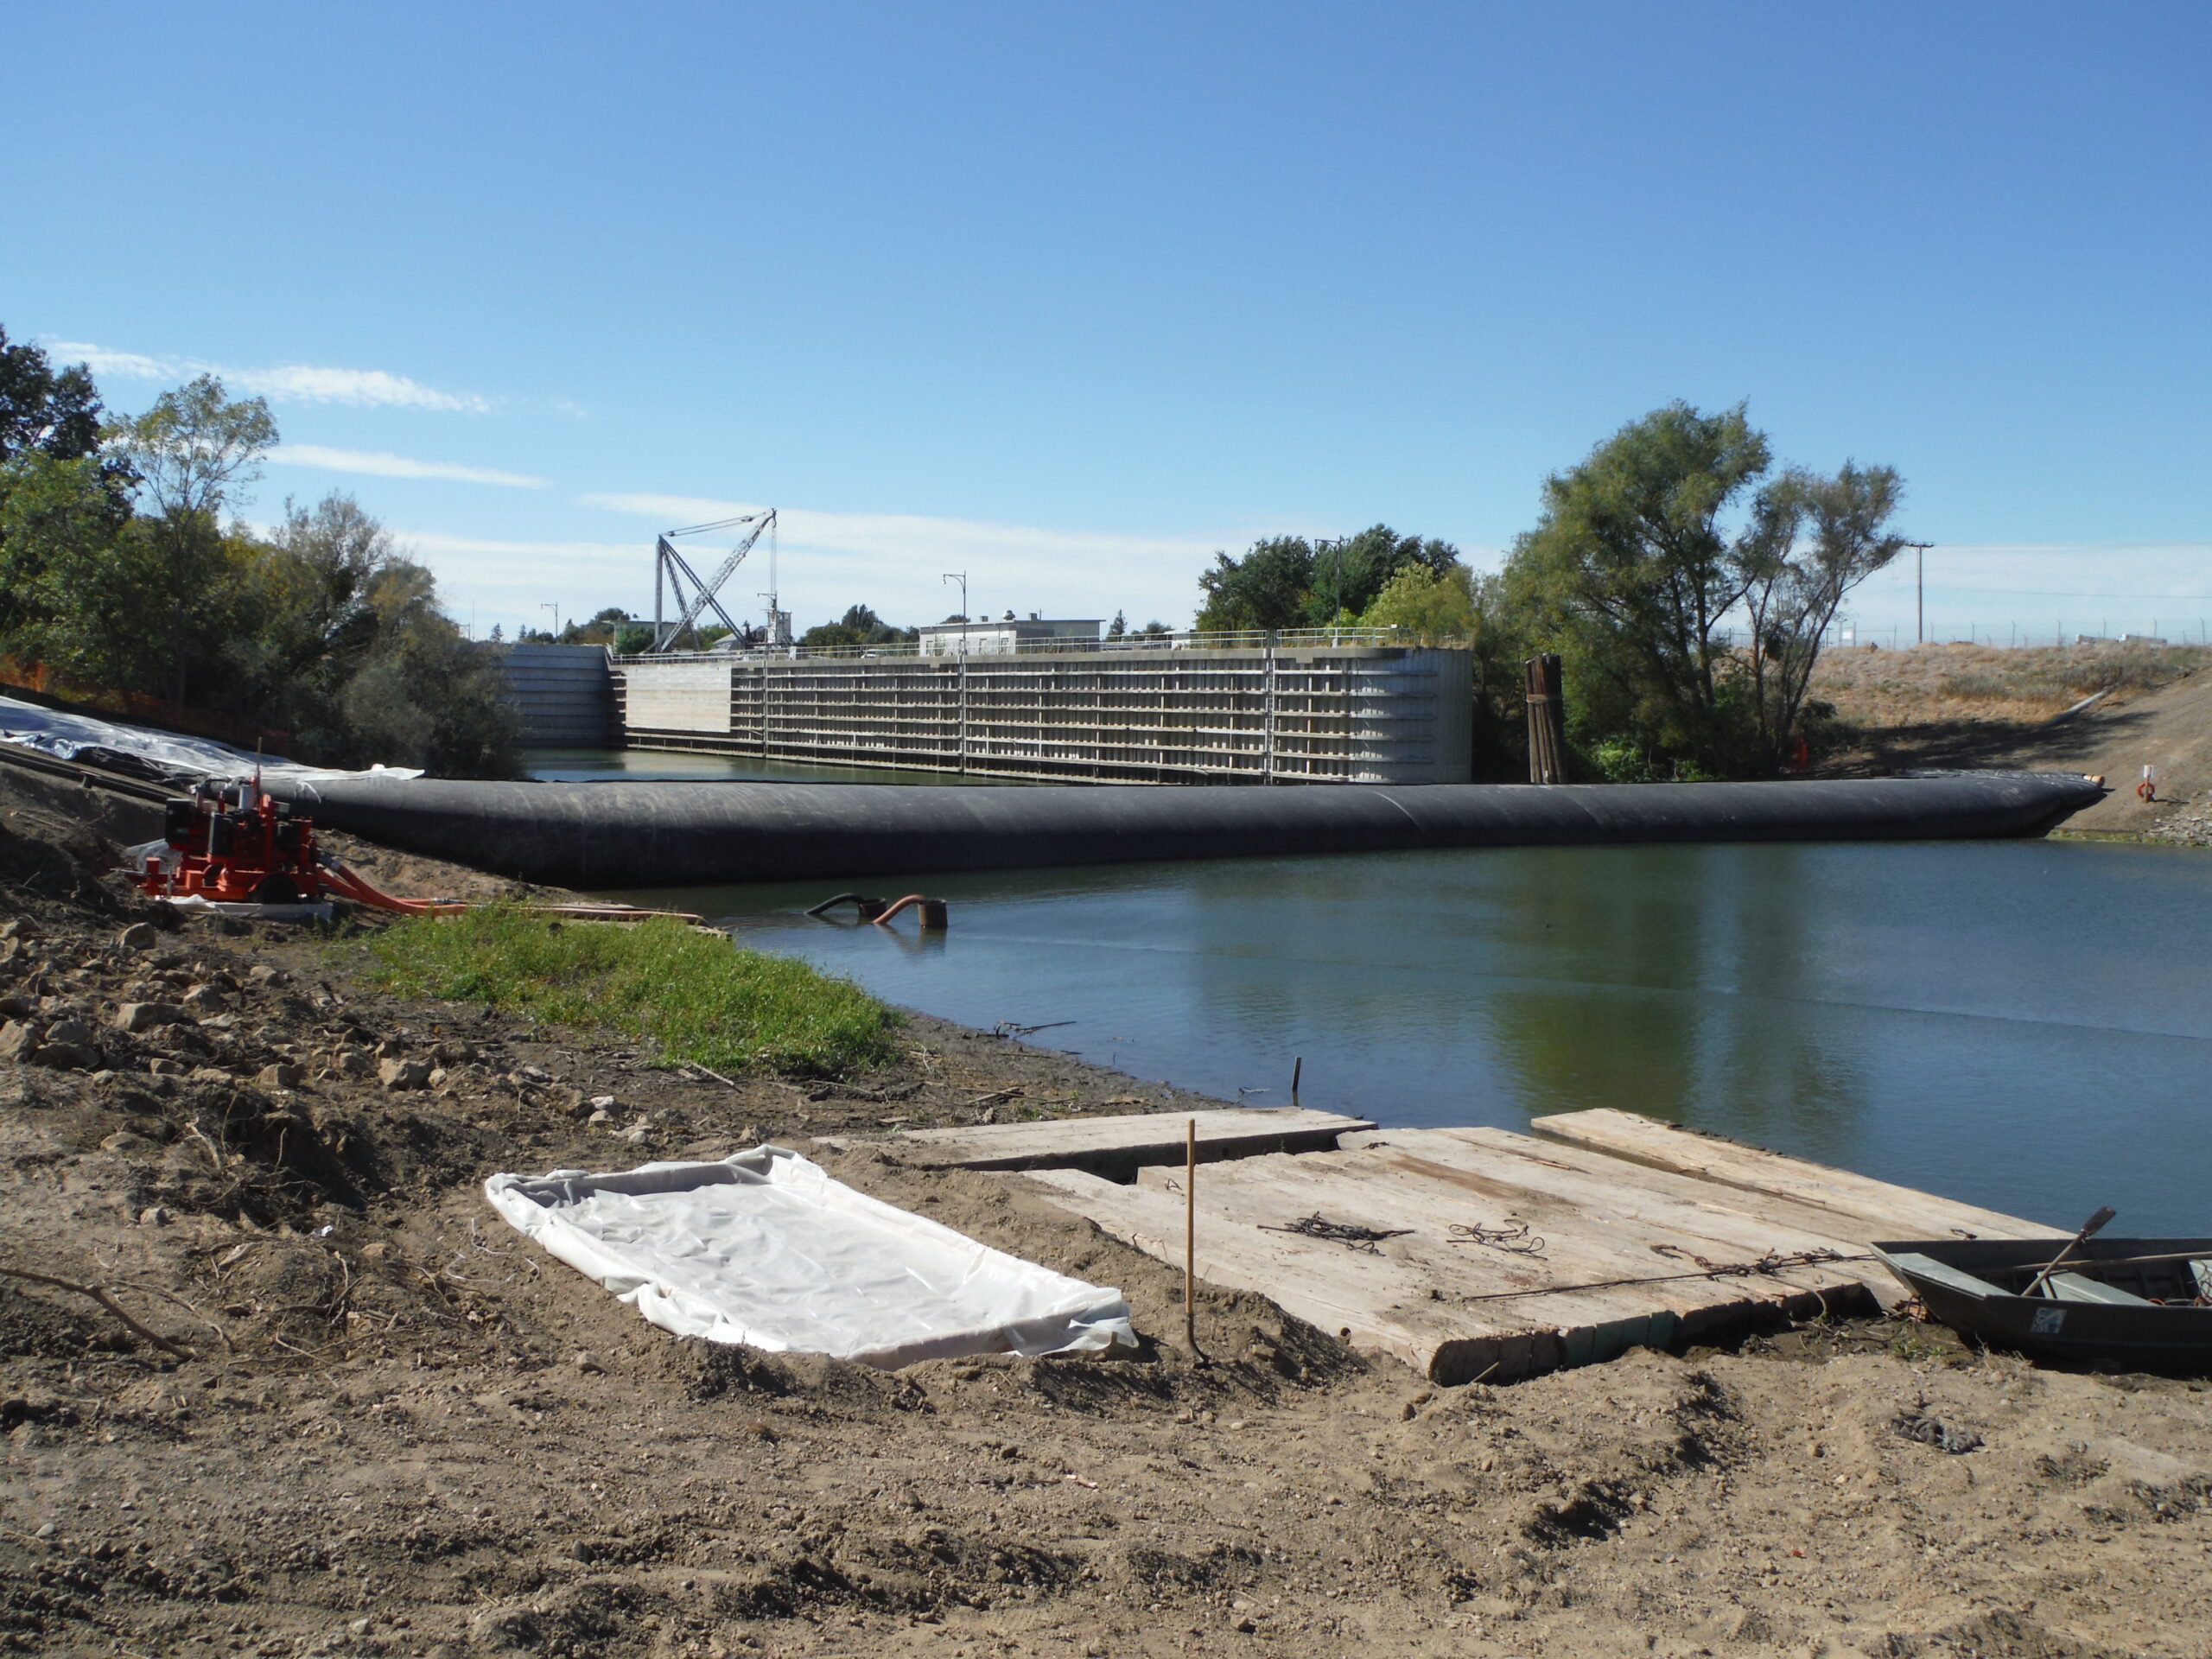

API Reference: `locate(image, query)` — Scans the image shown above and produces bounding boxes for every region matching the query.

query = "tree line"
[0,329,519,776]
[1192,402,1908,779]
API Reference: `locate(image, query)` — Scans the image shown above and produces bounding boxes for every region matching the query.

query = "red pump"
[139,777,704,924]
[143,780,323,906]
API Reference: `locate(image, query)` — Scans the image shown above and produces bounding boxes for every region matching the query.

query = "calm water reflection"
[599,840,2212,1231]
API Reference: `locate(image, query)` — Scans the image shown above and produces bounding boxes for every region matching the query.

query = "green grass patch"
[365,907,899,1077]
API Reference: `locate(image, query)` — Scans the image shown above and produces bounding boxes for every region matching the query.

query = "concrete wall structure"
[492,643,617,748]
[614,644,1475,784]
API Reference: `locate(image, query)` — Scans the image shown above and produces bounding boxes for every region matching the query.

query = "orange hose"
[317,858,702,925]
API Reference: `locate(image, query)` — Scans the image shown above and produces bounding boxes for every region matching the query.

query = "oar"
[2024,1206,2118,1297]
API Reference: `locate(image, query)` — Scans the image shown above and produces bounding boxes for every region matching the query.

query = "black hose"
[804,892,886,918]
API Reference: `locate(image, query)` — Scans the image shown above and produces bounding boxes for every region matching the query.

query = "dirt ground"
[2,760,2209,1659]
[1813,643,2212,846]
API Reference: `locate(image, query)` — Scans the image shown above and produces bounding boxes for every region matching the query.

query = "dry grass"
[1811,640,2212,728]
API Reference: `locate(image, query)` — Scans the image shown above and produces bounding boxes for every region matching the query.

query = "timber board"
[1530,1109,2063,1242]
[815,1106,1375,1179]
[1020,1131,1879,1384]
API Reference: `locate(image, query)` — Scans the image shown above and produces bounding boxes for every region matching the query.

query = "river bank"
[1,763,2208,1657]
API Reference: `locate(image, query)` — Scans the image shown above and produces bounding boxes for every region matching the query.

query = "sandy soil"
[1,761,2209,1659]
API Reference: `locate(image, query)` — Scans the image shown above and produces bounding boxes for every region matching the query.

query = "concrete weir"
[269,770,2104,889]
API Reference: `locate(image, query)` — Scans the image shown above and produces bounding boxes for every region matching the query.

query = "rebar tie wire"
[1259,1214,1414,1254]
[1447,1219,1547,1255]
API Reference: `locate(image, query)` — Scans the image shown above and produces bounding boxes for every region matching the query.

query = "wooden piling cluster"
[1524,652,1567,785]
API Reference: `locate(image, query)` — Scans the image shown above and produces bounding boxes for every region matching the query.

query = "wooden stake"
[1291,1056,1302,1102]
[1184,1116,1198,1357]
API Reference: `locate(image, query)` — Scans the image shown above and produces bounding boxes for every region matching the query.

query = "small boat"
[1875,1235,2212,1375]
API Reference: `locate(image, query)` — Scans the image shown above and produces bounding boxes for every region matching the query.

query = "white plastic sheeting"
[0,696,423,786]
[484,1146,1135,1367]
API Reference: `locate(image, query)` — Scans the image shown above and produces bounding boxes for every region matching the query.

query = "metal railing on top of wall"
[610,626,1408,665]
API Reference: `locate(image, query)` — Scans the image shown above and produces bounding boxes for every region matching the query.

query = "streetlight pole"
[943,573,969,776]
[1900,543,1932,645]
[541,603,561,642]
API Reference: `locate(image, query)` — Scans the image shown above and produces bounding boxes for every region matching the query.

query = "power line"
[1895,588,2212,600]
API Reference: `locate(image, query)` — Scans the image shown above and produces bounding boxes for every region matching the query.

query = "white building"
[918,613,1101,657]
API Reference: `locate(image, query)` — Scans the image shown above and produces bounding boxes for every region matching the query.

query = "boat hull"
[1876,1237,2212,1376]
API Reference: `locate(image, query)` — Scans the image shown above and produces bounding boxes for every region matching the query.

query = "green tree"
[1506,403,1905,778]
[334,557,520,775]
[218,493,519,774]
[0,334,136,645]
[0,453,158,680]
[1358,563,1478,642]
[1308,524,1459,625]
[1194,536,1315,631]
[0,328,120,479]
[1504,403,1772,777]
[1106,610,1127,639]
[1737,461,1906,766]
[801,603,912,649]
[110,374,277,706]
[1197,526,1461,631]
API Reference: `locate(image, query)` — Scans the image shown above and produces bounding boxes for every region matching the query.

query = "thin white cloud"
[41,339,492,413]
[271,444,545,488]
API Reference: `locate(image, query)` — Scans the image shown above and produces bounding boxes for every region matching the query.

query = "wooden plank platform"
[1019,1133,1865,1385]
[1016,1118,2060,1385]
[1529,1109,2065,1242]
[816,1106,1375,1179]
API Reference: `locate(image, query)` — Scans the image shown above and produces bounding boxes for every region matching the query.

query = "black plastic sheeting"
[266,772,2103,890]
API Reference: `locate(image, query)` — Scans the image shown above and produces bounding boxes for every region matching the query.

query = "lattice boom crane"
[652,509,778,652]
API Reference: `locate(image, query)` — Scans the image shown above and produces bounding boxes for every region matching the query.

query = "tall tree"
[0,333,135,644]
[1308,524,1459,625]
[1196,526,1461,632]
[1195,536,1315,631]
[1504,403,1774,775]
[111,375,276,705]
[1736,461,1907,767]
[115,373,275,519]
[0,327,109,467]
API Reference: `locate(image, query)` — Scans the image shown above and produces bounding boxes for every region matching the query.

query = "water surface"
[602,840,2212,1233]
[526,747,1021,786]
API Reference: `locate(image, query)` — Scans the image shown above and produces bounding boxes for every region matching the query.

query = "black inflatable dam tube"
[268,772,2103,890]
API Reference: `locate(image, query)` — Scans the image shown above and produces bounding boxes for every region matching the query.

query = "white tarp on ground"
[0,696,423,786]
[484,1146,1136,1367]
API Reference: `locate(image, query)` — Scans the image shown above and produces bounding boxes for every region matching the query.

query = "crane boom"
[650,510,777,652]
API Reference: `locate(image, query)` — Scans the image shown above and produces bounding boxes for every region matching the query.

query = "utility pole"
[1902,543,1932,645]
[943,573,969,775]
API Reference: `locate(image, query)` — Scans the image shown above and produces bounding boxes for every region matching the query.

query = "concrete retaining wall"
[493,645,616,748]
[615,645,1475,785]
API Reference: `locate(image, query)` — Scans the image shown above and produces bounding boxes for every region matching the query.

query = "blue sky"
[8,4,2208,642]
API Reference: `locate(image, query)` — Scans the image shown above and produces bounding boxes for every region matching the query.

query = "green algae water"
[598,839,2212,1235]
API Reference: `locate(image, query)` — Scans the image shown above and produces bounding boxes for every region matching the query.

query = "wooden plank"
[1019,1165,1559,1382]
[817,1106,1375,1178]
[1330,1127,1900,1308]
[1143,1135,1878,1322]
[1531,1109,2063,1243]
[1020,1128,1880,1384]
